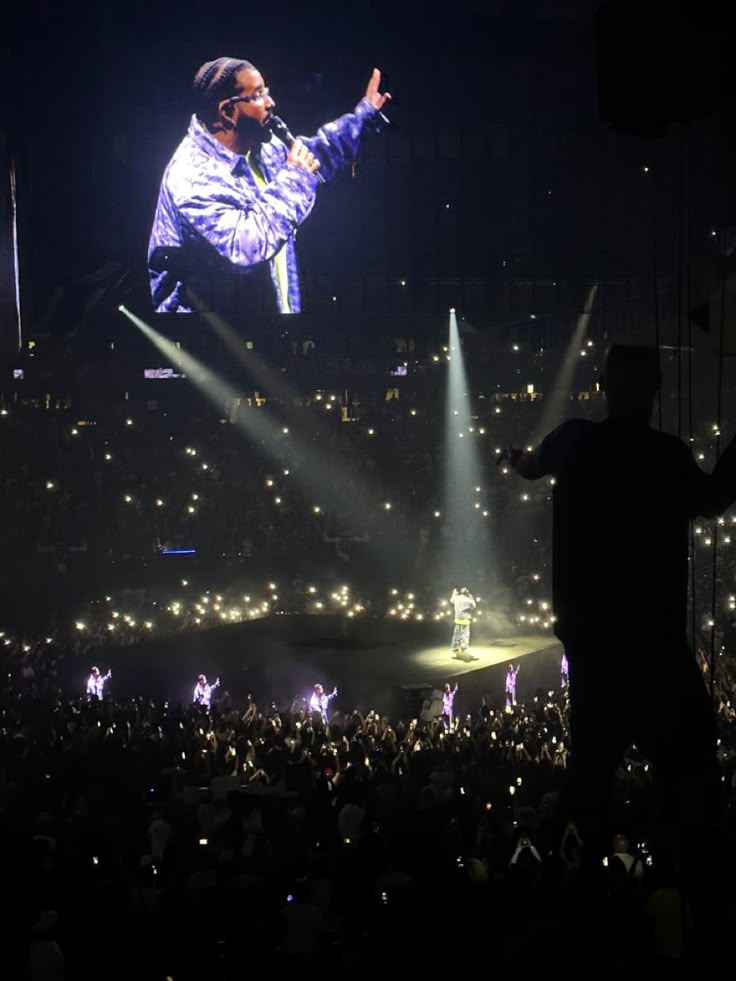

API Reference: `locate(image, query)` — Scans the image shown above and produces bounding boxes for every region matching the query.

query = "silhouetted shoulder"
[654,429,695,462]
[538,418,597,475]
[641,427,702,479]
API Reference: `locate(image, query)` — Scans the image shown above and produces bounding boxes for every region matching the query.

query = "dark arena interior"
[3,1,736,977]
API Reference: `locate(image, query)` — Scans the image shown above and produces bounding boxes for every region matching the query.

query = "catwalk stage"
[77,615,563,716]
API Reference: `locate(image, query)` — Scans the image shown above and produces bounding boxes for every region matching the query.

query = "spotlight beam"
[123,308,399,555]
[200,307,421,559]
[442,309,489,587]
[531,283,599,445]
[203,307,393,488]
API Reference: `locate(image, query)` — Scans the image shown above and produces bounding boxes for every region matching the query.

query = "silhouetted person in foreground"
[500,344,736,889]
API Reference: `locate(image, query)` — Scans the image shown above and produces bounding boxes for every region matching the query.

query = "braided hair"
[192,56,255,123]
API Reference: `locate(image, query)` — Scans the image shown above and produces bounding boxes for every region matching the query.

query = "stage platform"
[75,615,564,716]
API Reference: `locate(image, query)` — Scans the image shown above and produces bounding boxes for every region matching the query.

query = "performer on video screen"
[450,587,476,655]
[193,674,220,709]
[149,56,391,314]
[86,665,111,700]
[309,682,337,721]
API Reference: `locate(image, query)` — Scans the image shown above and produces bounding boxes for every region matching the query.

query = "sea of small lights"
[0,578,559,653]
[1,344,733,654]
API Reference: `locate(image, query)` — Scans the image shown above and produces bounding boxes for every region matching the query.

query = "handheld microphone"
[268,114,325,183]
[267,114,296,146]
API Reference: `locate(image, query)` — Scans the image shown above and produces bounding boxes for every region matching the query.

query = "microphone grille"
[269,115,293,145]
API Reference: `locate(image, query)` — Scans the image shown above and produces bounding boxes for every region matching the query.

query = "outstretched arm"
[301,69,390,182]
[497,446,547,480]
[498,419,594,482]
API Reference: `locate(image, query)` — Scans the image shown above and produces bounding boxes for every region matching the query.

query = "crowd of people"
[1,378,729,646]
[5,647,736,979]
[0,378,565,655]
[0,379,559,596]
[3,349,736,975]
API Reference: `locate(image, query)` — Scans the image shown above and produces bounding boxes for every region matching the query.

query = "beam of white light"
[122,307,278,438]
[200,306,307,409]
[442,309,488,587]
[530,283,599,445]
[10,159,23,350]
[200,307,395,530]
[123,308,392,547]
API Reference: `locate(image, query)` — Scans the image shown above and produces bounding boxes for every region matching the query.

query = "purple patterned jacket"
[148,99,385,314]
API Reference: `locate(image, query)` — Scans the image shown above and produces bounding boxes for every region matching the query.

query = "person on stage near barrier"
[560,652,569,689]
[442,682,459,728]
[309,683,337,721]
[193,674,220,709]
[450,587,476,655]
[498,342,736,898]
[505,663,519,707]
[149,56,391,314]
[86,666,111,700]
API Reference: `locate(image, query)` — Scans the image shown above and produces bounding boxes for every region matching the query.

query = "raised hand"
[364,68,391,111]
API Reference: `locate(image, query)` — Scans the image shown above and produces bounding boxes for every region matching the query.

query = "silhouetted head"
[602,344,661,423]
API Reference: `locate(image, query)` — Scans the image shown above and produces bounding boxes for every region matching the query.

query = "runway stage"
[81,615,563,716]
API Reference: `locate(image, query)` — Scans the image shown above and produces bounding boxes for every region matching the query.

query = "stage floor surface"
[81,615,564,716]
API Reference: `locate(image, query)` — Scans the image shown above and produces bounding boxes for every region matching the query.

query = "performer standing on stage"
[149,56,391,314]
[193,674,220,709]
[442,682,459,728]
[560,652,569,688]
[309,683,337,721]
[505,663,519,707]
[86,666,111,700]
[450,587,477,655]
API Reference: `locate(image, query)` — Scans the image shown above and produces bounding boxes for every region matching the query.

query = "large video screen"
[148,58,390,317]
